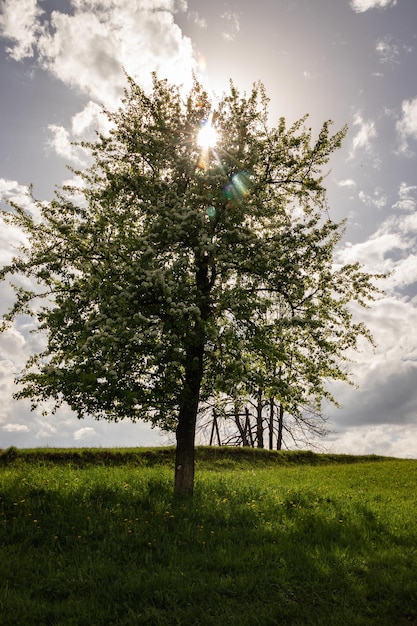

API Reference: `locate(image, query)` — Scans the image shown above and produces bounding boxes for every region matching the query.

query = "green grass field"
[0,447,416,625]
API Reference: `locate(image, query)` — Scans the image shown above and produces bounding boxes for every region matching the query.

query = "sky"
[1,0,417,456]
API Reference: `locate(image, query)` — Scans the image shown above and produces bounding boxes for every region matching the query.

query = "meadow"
[0,447,416,625]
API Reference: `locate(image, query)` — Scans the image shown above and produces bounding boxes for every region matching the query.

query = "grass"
[0,447,416,625]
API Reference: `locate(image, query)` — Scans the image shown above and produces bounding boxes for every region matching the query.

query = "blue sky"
[1,0,417,456]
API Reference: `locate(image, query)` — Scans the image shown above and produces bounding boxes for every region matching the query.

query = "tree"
[0,75,381,496]
[197,396,328,451]
[198,203,379,451]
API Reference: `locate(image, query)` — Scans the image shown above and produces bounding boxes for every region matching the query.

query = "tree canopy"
[0,75,381,495]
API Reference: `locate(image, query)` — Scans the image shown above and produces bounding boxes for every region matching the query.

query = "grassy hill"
[0,444,398,467]
[0,447,416,625]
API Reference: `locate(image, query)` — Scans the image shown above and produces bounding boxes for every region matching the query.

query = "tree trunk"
[268,397,275,450]
[277,403,284,450]
[209,409,221,446]
[256,388,264,449]
[174,252,212,497]
[235,404,249,446]
[245,407,255,447]
[174,339,204,497]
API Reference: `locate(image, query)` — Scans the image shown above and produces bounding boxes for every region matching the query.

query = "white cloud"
[0,325,26,358]
[2,423,30,433]
[74,426,96,441]
[47,124,88,166]
[339,182,417,294]
[396,97,417,154]
[376,36,399,65]
[71,101,109,137]
[322,290,417,453]
[46,103,113,165]
[0,178,43,269]
[339,233,402,274]
[358,187,387,209]
[221,11,240,42]
[0,0,43,60]
[392,182,417,212]
[386,254,417,291]
[34,419,58,440]
[350,0,397,12]
[326,424,417,459]
[348,113,377,160]
[0,326,34,427]
[0,0,196,107]
[338,179,356,188]
[188,11,207,29]
[0,177,41,220]
[0,2,199,163]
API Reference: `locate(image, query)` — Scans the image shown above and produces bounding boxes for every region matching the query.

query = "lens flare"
[206,206,216,220]
[224,171,253,207]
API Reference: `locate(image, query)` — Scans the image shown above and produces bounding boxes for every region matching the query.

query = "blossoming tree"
[0,75,380,495]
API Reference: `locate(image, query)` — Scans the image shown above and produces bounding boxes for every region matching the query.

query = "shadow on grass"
[0,474,416,625]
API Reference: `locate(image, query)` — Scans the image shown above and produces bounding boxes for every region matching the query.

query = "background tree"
[200,209,378,450]
[0,75,381,496]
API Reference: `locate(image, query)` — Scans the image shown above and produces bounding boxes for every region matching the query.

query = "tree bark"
[209,409,221,446]
[174,334,205,497]
[245,407,255,447]
[277,403,284,450]
[268,397,275,450]
[174,252,212,497]
[256,388,264,449]
[235,404,249,447]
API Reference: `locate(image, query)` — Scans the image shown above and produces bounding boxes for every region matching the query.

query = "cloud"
[0,328,33,427]
[74,427,96,442]
[0,0,196,107]
[221,11,240,42]
[0,0,43,60]
[0,325,26,358]
[331,359,417,430]
[188,11,207,29]
[2,423,30,433]
[339,181,417,291]
[376,37,413,67]
[337,182,417,302]
[392,182,417,212]
[375,36,400,65]
[47,124,88,166]
[0,1,198,162]
[338,179,356,188]
[326,424,417,458]
[358,187,387,209]
[0,178,42,270]
[322,290,417,452]
[348,113,377,160]
[0,177,41,219]
[308,178,417,451]
[396,97,417,154]
[46,103,113,165]
[71,101,109,137]
[350,0,397,12]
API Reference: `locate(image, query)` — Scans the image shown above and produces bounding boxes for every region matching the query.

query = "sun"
[197,118,218,150]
